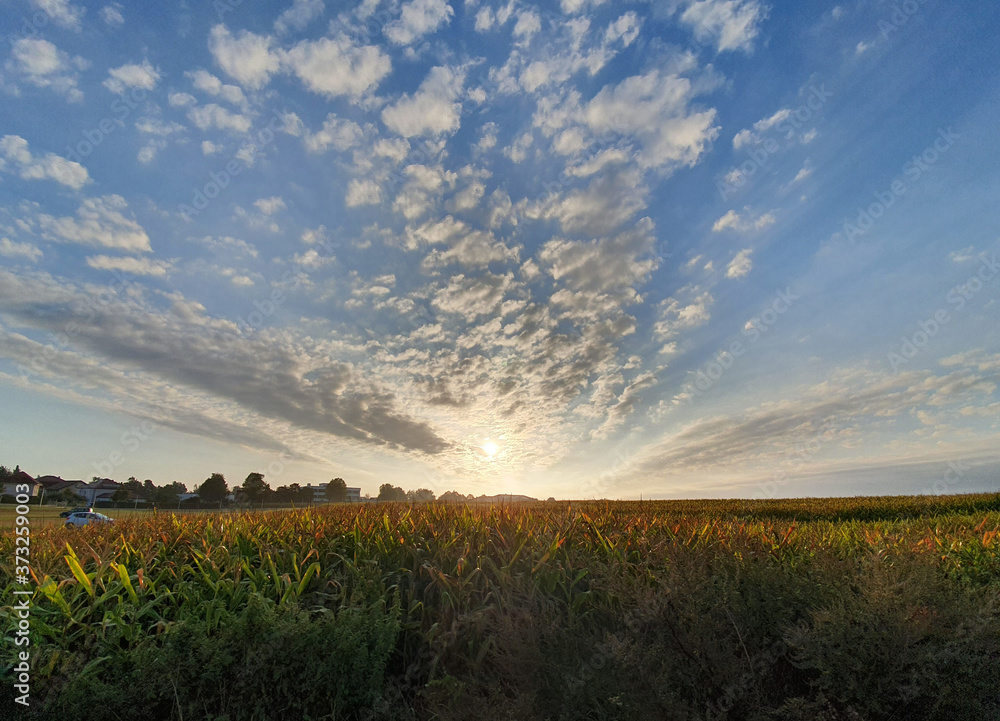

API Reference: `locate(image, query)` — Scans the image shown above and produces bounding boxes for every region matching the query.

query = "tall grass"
[2,495,999,720]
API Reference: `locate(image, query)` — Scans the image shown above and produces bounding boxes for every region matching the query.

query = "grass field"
[3,494,999,720]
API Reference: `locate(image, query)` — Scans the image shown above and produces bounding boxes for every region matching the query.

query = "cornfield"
[3,494,1000,720]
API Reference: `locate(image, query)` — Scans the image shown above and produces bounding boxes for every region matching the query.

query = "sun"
[481,440,499,459]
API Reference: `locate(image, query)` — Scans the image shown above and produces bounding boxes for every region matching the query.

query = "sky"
[0,0,998,500]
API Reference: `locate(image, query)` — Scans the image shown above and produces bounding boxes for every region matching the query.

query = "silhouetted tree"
[326,478,348,503]
[377,484,407,502]
[407,488,436,503]
[242,472,270,502]
[198,473,228,504]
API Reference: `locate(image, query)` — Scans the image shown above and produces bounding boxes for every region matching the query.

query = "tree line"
[0,465,352,506]
[376,485,476,503]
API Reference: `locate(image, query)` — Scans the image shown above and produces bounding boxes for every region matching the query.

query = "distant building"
[303,484,363,503]
[2,470,38,497]
[77,478,121,506]
[34,475,88,500]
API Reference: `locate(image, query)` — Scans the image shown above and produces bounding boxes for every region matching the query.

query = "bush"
[43,594,400,721]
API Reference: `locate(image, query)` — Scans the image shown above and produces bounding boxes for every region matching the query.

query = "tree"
[407,488,436,503]
[439,491,472,503]
[198,473,228,504]
[123,477,143,496]
[111,488,130,504]
[152,482,187,506]
[377,484,407,502]
[326,478,347,503]
[242,472,270,503]
[56,487,85,505]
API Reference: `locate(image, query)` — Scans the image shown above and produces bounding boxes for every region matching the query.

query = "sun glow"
[481,440,499,459]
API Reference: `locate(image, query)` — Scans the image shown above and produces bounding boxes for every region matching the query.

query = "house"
[2,470,38,498]
[77,478,121,506]
[303,484,363,503]
[35,475,89,500]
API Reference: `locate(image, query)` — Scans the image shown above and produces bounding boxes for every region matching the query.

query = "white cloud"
[0,135,90,189]
[201,140,223,155]
[473,1,515,32]
[948,246,977,264]
[512,10,541,43]
[0,238,42,261]
[392,164,458,220]
[187,104,252,133]
[539,217,658,297]
[254,196,286,215]
[433,272,515,321]
[385,0,455,45]
[304,115,364,154]
[679,0,767,53]
[135,118,185,136]
[137,139,167,164]
[492,13,637,96]
[208,24,282,90]
[292,247,336,270]
[275,0,324,34]
[86,255,171,276]
[168,92,197,107]
[654,288,714,342]
[6,38,88,102]
[726,248,753,278]
[30,0,84,30]
[187,69,246,106]
[526,169,647,236]
[581,69,719,171]
[284,35,391,100]
[561,0,607,13]
[100,3,124,26]
[733,108,791,148]
[346,179,382,207]
[382,65,464,137]
[712,208,775,233]
[374,137,411,162]
[605,12,642,46]
[103,59,160,94]
[38,195,151,252]
[504,132,533,163]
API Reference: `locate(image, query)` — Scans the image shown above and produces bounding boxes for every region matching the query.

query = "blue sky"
[1,0,998,499]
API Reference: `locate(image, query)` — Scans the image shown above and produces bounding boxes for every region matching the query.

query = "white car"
[64,511,114,528]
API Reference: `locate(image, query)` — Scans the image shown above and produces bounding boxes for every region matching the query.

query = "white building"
[303,484,362,503]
